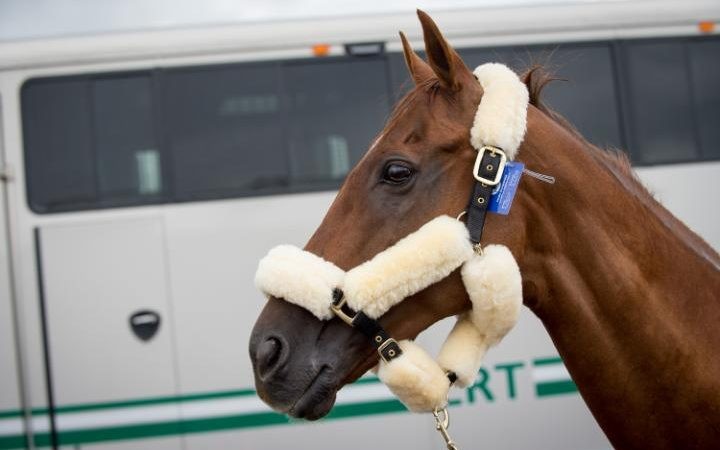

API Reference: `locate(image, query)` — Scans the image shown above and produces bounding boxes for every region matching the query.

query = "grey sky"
[0,0,602,41]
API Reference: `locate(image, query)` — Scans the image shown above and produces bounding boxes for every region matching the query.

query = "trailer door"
[36,217,183,449]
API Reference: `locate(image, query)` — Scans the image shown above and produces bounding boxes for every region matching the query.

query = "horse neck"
[513,106,720,448]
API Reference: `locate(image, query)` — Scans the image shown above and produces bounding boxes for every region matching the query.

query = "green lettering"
[495,361,524,399]
[466,367,493,403]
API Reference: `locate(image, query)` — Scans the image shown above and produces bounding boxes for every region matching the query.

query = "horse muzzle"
[249,296,373,420]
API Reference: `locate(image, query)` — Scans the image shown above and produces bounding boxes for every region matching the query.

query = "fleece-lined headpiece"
[255,63,528,413]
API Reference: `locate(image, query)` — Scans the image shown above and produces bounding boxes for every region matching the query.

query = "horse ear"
[416,9,466,91]
[399,31,434,86]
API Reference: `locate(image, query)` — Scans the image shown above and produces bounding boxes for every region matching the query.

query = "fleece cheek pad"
[377,340,451,412]
[343,216,474,318]
[254,245,344,320]
[470,63,529,159]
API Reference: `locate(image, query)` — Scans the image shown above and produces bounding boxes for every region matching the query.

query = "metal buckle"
[330,295,357,326]
[473,145,507,186]
[377,338,400,363]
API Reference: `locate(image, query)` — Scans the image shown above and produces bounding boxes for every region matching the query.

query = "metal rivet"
[486,164,494,171]
[375,335,383,343]
[477,197,485,204]
[388,349,396,357]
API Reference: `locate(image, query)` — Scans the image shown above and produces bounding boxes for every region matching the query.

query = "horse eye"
[382,162,414,185]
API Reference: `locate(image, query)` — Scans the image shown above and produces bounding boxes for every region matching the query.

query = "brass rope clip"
[432,407,459,450]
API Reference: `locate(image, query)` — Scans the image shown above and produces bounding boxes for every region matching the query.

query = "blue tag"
[488,161,524,215]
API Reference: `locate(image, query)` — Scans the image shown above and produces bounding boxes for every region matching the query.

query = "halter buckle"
[377,338,401,363]
[473,145,507,186]
[330,291,357,326]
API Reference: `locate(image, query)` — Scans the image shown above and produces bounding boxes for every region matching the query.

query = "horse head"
[249,10,529,420]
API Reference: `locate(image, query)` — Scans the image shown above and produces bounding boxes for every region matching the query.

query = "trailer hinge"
[0,163,14,183]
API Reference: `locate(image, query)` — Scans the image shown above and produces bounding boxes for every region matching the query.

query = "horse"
[249,10,720,448]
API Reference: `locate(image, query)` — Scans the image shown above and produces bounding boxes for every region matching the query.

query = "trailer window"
[688,38,720,160]
[93,76,162,200]
[284,59,390,189]
[621,41,699,164]
[23,79,96,212]
[531,45,622,151]
[22,74,161,212]
[164,64,286,200]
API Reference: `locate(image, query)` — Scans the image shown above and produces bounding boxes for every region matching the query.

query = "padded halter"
[255,63,528,413]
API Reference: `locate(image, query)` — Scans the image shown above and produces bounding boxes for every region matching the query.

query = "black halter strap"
[331,288,459,385]
[465,146,506,245]
[331,289,403,363]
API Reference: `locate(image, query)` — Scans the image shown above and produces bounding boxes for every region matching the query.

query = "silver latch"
[0,164,13,182]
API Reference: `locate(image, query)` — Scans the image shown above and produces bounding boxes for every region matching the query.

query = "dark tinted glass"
[622,41,698,164]
[535,45,622,150]
[688,38,720,159]
[93,76,162,200]
[22,79,96,212]
[284,59,390,188]
[23,75,161,212]
[164,64,286,199]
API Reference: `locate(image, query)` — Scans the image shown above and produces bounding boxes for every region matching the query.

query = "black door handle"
[129,310,161,342]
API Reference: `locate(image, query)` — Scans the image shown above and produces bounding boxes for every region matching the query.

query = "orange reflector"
[312,44,331,57]
[699,21,715,33]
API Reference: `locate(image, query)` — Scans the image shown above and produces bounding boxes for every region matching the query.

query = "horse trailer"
[0,1,718,448]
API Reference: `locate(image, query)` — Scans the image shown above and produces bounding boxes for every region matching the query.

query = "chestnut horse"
[249,10,720,449]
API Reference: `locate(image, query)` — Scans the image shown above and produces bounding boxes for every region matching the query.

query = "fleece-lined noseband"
[255,63,528,448]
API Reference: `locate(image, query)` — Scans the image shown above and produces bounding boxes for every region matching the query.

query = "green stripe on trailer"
[0,400,409,449]
[532,355,577,397]
[0,436,27,450]
[0,377,391,449]
[535,380,578,397]
[0,357,580,448]
[55,388,258,415]
[532,356,564,366]
[0,388,260,420]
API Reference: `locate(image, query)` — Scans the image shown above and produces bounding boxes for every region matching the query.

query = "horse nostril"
[256,337,285,378]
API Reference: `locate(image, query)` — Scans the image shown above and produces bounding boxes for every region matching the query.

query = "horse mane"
[520,65,661,197]
[520,65,638,178]
[522,65,720,265]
